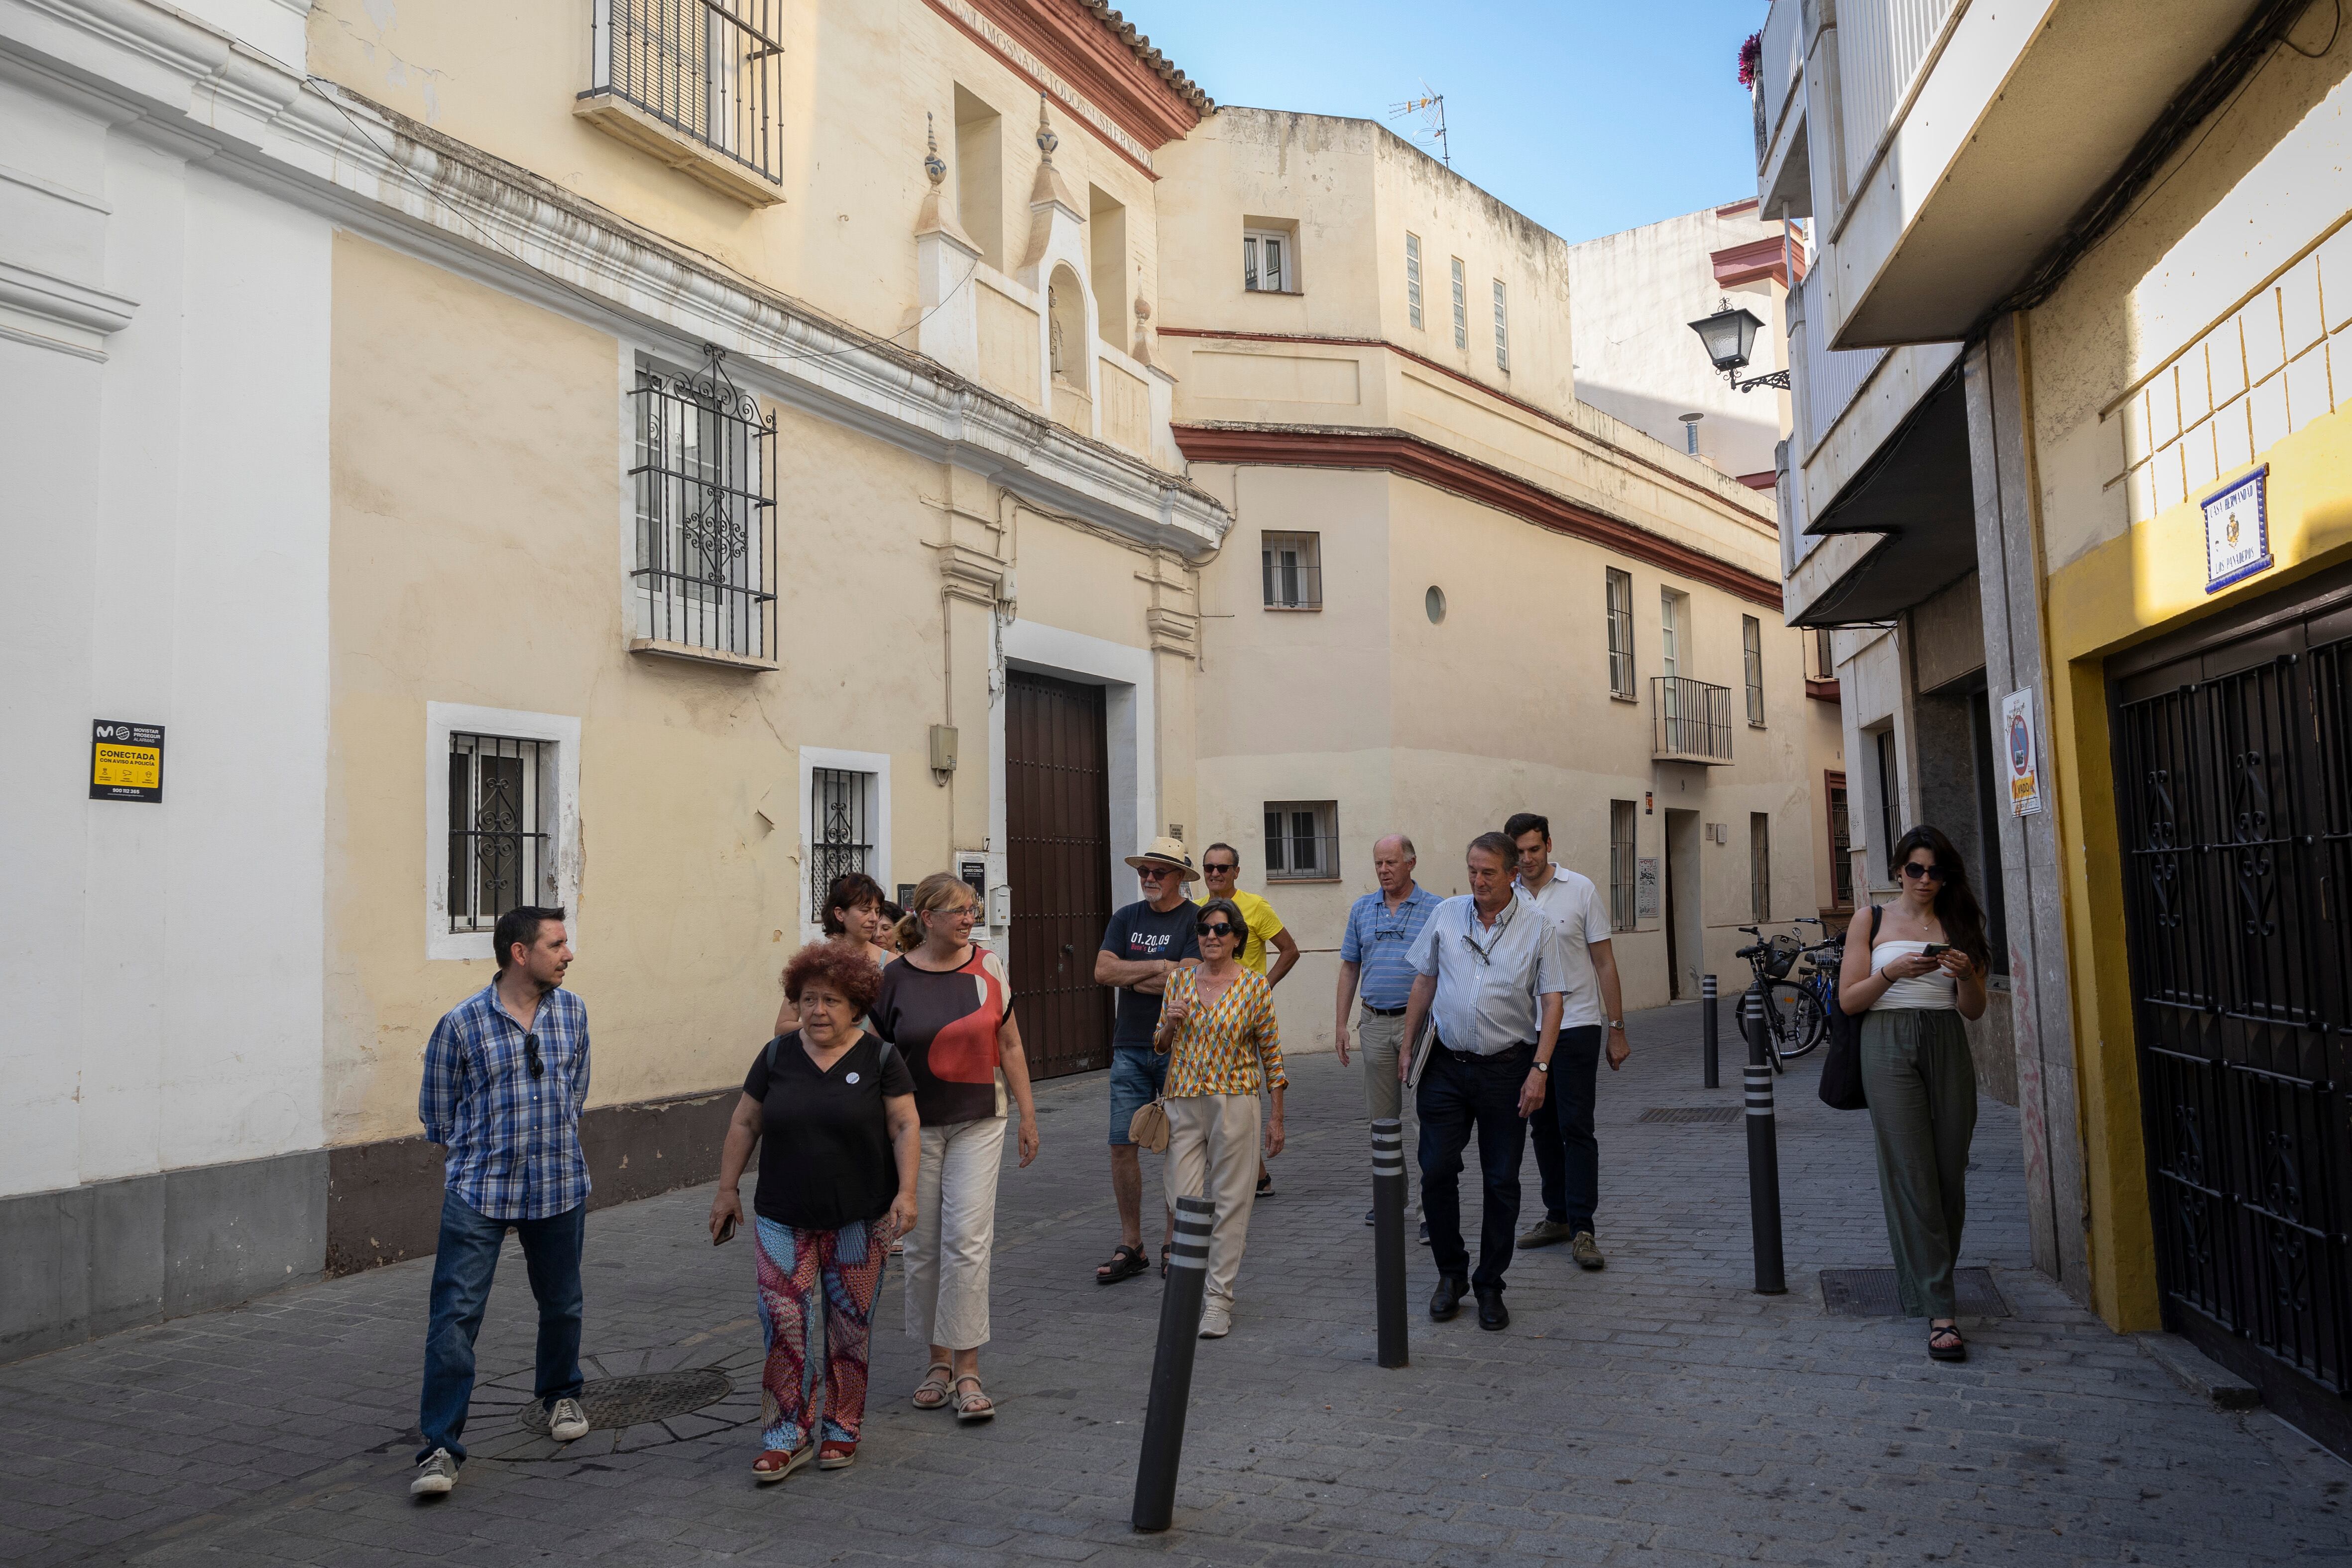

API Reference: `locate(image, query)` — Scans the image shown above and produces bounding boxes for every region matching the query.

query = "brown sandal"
[753,1444,813,1483]
[912,1361,953,1410]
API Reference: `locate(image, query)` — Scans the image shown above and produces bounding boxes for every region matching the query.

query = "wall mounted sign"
[91,720,165,802]
[2202,465,2272,593]
[1635,857,1660,920]
[2000,688,2042,818]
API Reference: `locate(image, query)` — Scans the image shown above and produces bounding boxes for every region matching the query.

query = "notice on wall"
[1635,857,1661,920]
[2000,689,2042,818]
[2203,465,2272,593]
[90,720,165,802]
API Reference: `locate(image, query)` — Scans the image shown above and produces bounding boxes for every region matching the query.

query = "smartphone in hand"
[713,1216,738,1246]
[1919,943,1950,958]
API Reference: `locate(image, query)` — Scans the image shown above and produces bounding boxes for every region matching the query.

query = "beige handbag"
[1127,1098,1171,1153]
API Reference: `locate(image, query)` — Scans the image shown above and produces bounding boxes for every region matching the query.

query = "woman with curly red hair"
[710,942,916,1482]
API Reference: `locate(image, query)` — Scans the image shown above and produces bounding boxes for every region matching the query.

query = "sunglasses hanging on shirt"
[524,1030,545,1078]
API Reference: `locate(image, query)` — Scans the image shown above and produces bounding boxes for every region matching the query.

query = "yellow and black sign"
[91,720,165,802]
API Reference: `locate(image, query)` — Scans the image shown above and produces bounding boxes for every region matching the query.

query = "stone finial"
[1036,94,1059,161]
[1133,292,1151,324]
[925,112,946,189]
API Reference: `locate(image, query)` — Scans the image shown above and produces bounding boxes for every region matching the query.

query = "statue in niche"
[1048,284,1065,377]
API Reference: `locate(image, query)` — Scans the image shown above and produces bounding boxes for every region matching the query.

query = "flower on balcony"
[1738,30,1763,89]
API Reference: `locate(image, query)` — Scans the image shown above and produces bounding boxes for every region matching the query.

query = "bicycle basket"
[1764,933,1801,981]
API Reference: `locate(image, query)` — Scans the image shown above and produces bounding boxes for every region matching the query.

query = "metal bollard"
[1743,1002,1788,1295]
[1132,1195,1215,1532]
[1371,1117,1410,1369]
[1701,974,1719,1089]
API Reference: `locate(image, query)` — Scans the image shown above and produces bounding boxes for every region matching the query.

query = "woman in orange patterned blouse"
[1151,896,1286,1340]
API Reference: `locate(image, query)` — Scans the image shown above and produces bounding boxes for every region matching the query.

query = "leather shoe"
[1474,1287,1509,1331]
[1429,1275,1467,1321]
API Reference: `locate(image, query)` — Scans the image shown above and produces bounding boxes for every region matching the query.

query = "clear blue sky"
[1116,1,1771,245]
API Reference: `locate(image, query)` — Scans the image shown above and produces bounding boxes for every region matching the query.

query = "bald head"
[1372,834,1416,896]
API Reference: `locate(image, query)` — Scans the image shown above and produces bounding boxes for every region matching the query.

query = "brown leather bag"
[1127,1098,1171,1152]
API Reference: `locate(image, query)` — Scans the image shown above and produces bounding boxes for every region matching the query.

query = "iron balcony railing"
[1652,676,1734,764]
[584,0,786,187]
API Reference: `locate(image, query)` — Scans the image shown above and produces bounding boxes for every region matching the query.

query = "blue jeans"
[1529,1026,1605,1231]
[1416,1041,1532,1293]
[1107,1048,1169,1145]
[416,1190,586,1463]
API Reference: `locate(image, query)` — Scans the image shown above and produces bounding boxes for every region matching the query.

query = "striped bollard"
[1371,1117,1410,1369]
[1132,1195,1215,1532]
[1743,1001,1789,1295]
[1701,973,1719,1089]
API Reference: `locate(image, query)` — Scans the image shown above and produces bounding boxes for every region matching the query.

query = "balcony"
[1652,676,1734,764]
[577,0,787,208]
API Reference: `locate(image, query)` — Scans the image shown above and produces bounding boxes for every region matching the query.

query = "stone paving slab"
[2,1002,2349,1566]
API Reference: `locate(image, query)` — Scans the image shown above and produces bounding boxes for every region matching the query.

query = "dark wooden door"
[1006,671,1114,1079]
[2113,594,2352,1454]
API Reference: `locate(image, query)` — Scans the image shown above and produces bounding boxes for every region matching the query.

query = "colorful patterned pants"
[753,1216,886,1451]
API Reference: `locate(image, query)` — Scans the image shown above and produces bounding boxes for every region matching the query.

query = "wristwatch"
[1606,1019,1625,1031]
[1533,1059,1550,1073]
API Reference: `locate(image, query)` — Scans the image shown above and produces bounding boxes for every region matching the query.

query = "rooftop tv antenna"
[1389,84,1450,167]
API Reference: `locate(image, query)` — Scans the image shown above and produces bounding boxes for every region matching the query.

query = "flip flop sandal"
[1927,1325,1968,1362]
[912,1361,954,1410]
[951,1375,996,1424]
[1095,1243,1148,1285]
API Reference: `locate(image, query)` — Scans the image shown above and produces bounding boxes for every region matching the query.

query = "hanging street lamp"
[1687,298,1790,393]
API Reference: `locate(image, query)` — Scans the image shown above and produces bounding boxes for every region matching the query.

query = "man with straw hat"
[1090,836,1202,1285]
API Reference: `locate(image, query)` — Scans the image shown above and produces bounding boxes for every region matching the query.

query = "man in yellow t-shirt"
[1200,842,1299,1196]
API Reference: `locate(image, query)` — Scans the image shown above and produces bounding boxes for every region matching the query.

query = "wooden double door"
[1005,671,1115,1080]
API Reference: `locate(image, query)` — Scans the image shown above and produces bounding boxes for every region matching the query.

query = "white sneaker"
[1198,1302,1232,1339]
[410,1449,459,1496]
[548,1396,589,1442]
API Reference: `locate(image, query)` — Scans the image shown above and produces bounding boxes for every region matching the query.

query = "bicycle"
[1733,919,1831,1072]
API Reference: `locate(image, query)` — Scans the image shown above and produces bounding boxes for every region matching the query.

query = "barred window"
[1827,775,1854,909]
[1264,800,1339,882]
[586,0,786,189]
[1605,568,1635,698]
[1262,531,1322,610]
[631,348,776,663]
[811,767,875,910]
[1492,278,1510,371]
[1609,799,1637,931]
[1750,812,1771,921]
[1450,257,1467,349]
[447,734,553,934]
[1743,614,1766,726]
[1405,232,1424,329]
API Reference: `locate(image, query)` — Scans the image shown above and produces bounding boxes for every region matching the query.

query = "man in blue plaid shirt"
[410,905,594,1497]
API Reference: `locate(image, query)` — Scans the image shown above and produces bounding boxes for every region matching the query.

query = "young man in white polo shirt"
[1506,812,1631,1271]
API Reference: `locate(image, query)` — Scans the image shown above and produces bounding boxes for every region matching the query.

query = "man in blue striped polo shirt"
[1334,834,1441,1226]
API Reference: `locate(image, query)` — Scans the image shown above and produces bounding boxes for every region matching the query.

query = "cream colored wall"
[305,0,1162,396]
[323,232,1186,1145]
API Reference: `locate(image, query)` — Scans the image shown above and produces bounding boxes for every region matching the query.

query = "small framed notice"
[2000,689,2042,818]
[91,720,165,802]
[2202,465,2272,594]
[1635,857,1661,920]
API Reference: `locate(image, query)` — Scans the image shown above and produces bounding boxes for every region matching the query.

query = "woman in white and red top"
[870,872,1040,1424]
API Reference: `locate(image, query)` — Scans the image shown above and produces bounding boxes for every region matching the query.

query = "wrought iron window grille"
[448,734,554,934]
[631,344,777,662]
[1261,531,1322,610]
[1651,676,1734,763]
[584,0,786,188]
[810,767,874,912]
[1264,802,1340,882]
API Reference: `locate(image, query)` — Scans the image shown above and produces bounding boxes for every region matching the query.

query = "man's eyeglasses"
[1458,902,1517,966]
[1899,862,1947,883]
[1196,921,1237,937]
[524,1031,545,1078]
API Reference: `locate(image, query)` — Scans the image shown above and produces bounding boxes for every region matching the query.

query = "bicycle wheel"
[1768,981,1828,1058]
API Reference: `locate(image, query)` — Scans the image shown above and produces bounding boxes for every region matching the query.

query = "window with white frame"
[1492,278,1510,371]
[1743,614,1766,726]
[1450,257,1467,348]
[427,702,581,960]
[1605,567,1635,699]
[631,348,776,663]
[1243,228,1290,293]
[1405,232,1424,329]
[1264,800,1339,882]
[1261,531,1322,610]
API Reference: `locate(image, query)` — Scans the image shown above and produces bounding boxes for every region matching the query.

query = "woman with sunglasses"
[1837,824,1992,1363]
[1150,896,1286,1339]
[872,872,1040,1424]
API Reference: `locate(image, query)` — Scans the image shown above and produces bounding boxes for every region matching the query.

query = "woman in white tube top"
[1836,824,1990,1363]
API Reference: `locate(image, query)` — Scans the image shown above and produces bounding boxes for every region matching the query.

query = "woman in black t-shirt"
[710,943,916,1483]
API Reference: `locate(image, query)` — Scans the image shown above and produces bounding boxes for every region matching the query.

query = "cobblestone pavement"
[5,1004,2349,1567]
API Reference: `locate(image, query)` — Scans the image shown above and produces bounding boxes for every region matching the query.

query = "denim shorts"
[1107,1048,1169,1146]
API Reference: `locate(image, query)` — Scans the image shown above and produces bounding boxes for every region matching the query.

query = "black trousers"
[1416,1041,1532,1292]
[1529,1025,1606,1231]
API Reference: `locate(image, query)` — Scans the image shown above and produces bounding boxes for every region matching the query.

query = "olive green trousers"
[1859,1008,1978,1319]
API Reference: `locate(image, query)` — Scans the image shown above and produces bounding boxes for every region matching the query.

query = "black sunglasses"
[524,1031,545,1078]
[1196,920,1238,937]
[1899,862,1947,882]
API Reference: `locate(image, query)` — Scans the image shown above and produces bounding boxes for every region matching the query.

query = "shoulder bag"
[1816,906,1879,1112]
